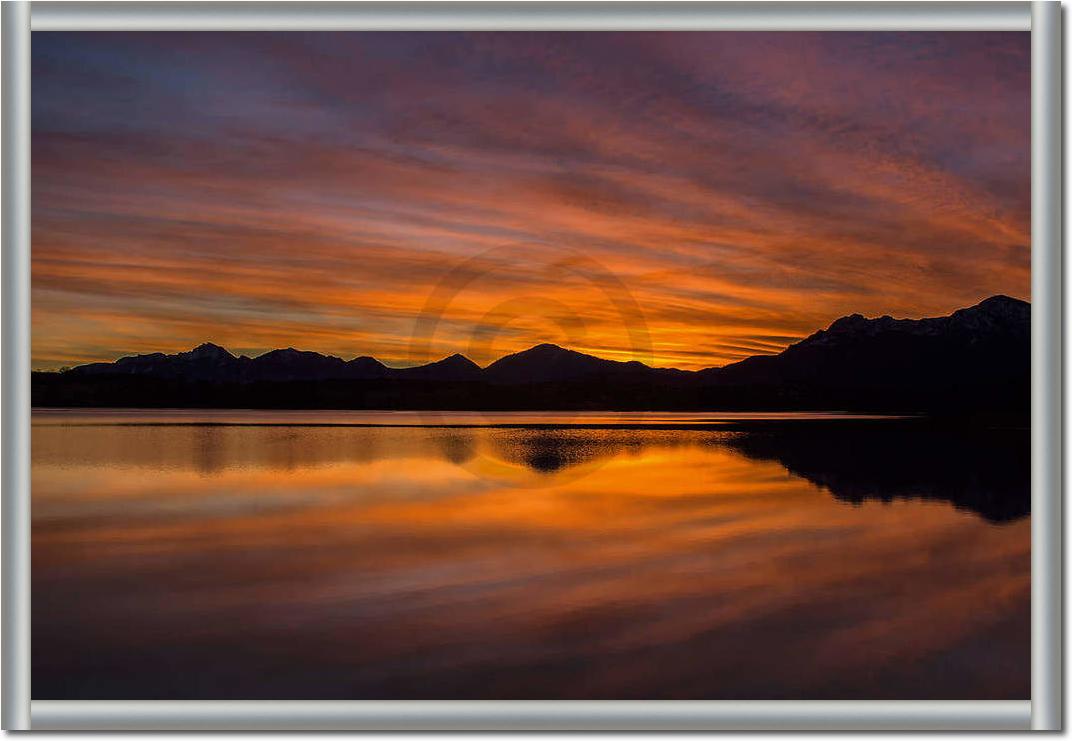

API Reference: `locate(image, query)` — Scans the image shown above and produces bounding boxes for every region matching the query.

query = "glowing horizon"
[32,32,1030,371]
[40,288,1023,374]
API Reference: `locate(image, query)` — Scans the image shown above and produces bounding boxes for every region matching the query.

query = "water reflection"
[725,424,1030,523]
[32,412,1029,700]
[31,418,1028,523]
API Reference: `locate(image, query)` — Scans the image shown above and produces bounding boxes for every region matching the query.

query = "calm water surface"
[32,409,1029,699]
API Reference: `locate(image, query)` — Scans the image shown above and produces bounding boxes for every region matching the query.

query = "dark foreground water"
[32,410,1029,699]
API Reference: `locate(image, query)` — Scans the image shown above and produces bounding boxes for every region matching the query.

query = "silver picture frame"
[2,0,1062,731]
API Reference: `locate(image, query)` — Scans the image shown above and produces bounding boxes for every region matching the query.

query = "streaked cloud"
[32,32,1029,370]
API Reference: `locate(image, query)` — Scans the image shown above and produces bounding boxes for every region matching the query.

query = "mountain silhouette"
[35,295,1029,414]
[243,348,350,382]
[71,342,242,382]
[706,294,1028,387]
[483,343,653,384]
[393,353,482,382]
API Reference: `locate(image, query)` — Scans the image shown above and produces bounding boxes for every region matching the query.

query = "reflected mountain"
[724,423,1029,523]
[484,429,650,474]
[31,412,1028,522]
[432,430,478,466]
[32,415,1031,701]
[479,423,1029,522]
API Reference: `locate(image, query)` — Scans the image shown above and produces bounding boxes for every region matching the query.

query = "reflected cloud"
[32,418,1028,523]
[32,417,1029,699]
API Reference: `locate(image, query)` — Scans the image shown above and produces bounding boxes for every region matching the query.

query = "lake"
[31,409,1030,700]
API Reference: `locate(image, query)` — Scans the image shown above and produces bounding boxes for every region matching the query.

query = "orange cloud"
[31,32,1029,370]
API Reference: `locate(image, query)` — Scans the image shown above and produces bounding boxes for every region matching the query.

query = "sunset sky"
[32,31,1030,371]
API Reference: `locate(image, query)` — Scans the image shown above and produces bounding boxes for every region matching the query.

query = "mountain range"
[33,295,1029,414]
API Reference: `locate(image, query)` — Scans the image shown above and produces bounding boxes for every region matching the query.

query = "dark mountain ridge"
[707,294,1027,382]
[483,343,655,384]
[36,296,1028,414]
